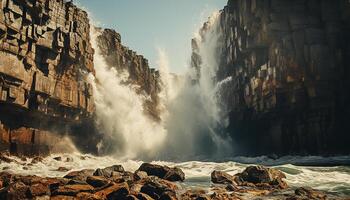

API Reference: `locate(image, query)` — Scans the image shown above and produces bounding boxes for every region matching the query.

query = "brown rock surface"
[0,0,95,156]
[137,163,185,182]
[211,171,237,185]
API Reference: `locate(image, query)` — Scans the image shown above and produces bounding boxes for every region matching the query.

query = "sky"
[75,0,227,73]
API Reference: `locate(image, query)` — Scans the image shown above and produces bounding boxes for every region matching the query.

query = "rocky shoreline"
[0,153,345,200]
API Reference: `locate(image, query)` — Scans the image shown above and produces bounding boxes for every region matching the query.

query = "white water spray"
[157,11,233,160]
[86,12,233,160]
[88,28,166,159]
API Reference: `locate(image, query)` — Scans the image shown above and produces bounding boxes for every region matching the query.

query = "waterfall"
[158,11,233,160]
[88,28,167,159]
[87,11,233,160]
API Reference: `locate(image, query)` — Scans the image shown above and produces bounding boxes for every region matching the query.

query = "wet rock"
[86,176,110,188]
[93,165,125,178]
[181,190,209,200]
[210,192,241,200]
[138,163,185,182]
[211,170,237,185]
[76,192,102,200]
[237,166,288,189]
[54,157,62,161]
[50,195,76,200]
[52,184,94,196]
[22,166,29,170]
[57,167,70,172]
[94,182,129,199]
[0,153,14,163]
[28,183,50,197]
[2,167,10,170]
[134,171,148,181]
[139,176,178,199]
[64,169,95,181]
[32,157,44,164]
[66,157,74,162]
[2,181,29,199]
[67,179,89,186]
[125,194,138,200]
[136,192,154,200]
[286,187,327,200]
[159,191,177,200]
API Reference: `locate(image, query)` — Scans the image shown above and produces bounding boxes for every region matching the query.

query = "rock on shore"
[0,163,343,200]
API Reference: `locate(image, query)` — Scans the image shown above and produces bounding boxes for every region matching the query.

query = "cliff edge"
[192,0,350,155]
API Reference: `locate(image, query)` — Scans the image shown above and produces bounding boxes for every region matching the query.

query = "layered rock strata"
[0,0,95,156]
[96,29,161,120]
[192,0,350,155]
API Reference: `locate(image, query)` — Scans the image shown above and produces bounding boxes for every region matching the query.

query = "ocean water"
[1,153,349,197]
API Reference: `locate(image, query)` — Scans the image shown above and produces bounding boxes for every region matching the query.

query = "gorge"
[0,0,349,199]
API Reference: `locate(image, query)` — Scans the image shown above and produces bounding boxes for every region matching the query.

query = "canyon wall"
[0,0,96,156]
[193,0,350,155]
[96,29,161,120]
[0,1,162,156]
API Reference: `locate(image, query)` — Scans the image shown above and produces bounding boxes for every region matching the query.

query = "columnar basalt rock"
[0,0,95,156]
[96,29,161,120]
[192,0,350,155]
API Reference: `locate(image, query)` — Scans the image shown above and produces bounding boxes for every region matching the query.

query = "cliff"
[0,0,95,156]
[193,0,350,155]
[96,29,161,120]
[0,1,162,156]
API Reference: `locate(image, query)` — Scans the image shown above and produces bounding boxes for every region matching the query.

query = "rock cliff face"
[0,0,95,156]
[193,0,350,155]
[96,29,161,120]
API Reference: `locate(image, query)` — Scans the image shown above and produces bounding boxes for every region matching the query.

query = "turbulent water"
[1,154,349,196]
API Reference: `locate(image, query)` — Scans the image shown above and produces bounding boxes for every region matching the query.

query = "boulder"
[64,169,94,181]
[52,184,94,196]
[93,165,124,178]
[211,171,237,185]
[1,181,29,199]
[76,192,103,200]
[86,176,110,188]
[139,176,178,199]
[237,166,288,189]
[134,171,148,181]
[159,191,177,200]
[28,183,50,197]
[137,163,185,182]
[31,157,44,164]
[94,182,129,199]
[0,153,14,163]
[287,187,327,200]
[181,190,209,200]
[135,192,154,200]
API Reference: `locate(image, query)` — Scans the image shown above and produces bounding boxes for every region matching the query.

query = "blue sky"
[75,0,227,73]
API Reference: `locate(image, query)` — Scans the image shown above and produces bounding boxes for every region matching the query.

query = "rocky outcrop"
[96,29,161,120]
[211,166,288,190]
[0,162,345,200]
[193,0,350,155]
[137,163,185,182]
[0,0,96,156]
